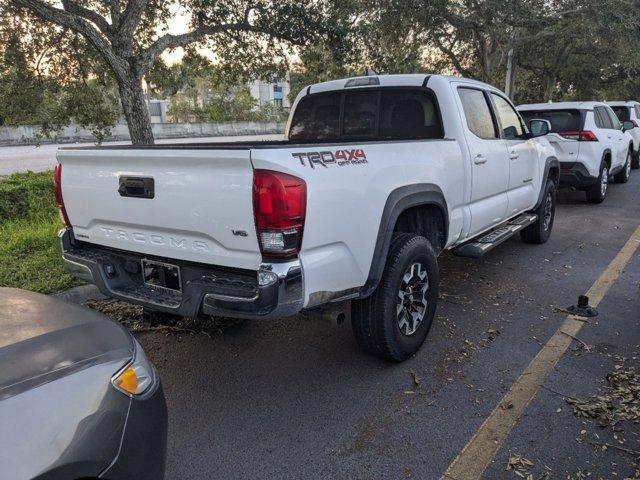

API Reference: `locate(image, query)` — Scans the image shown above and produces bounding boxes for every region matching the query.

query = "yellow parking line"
[442,225,640,480]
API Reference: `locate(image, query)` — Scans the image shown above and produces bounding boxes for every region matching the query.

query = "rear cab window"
[288,88,443,143]
[519,109,584,134]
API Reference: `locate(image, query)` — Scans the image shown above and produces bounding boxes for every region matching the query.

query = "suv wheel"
[521,179,556,244]
[351,233,438,362]
[613,150,631,183]
[632,149,640,170]
[586,162,608,204]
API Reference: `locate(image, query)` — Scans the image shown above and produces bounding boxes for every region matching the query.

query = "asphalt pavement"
[40,169,638,479]
[0,134,283,175]
[123,171,640,480]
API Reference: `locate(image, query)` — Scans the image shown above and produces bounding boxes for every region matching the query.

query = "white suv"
[518,102,633,203]
[607,101,640,169]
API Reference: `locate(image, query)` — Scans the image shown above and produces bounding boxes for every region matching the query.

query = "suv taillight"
[559,130,598,141]
[53,163,71,228]
[253,169,306,258]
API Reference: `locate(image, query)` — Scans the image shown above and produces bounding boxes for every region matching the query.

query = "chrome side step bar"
[452,214,538,258]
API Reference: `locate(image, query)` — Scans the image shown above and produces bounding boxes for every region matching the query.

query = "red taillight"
[253,169,306,257]
[53,163,71,228]
[559,130,598,141]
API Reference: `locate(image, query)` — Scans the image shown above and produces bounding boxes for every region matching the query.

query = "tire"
[351,233,438,362]
[585,162,609,204]
[520,179,556,244]
[613,149,632,183]
[632,149,640,170]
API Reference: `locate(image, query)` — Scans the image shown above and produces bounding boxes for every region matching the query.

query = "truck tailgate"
[57,148,262,270]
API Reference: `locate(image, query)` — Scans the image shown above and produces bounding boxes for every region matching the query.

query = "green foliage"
[0,171,80,293]
[0,13,120,142]
[167,83,287,123]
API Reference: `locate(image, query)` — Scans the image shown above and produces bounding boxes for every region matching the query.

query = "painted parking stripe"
[442,225,640,480]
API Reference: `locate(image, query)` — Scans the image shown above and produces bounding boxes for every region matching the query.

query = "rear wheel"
[613,149,632,183]
[585,162,608,204]
[351,233,438,362]
[521,179,556,244]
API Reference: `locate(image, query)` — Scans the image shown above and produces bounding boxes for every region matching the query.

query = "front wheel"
[585,162,608,204]
[351,233,438,362]
[613,149,631,183]
[631,149,640,170]
[521,179,556,244]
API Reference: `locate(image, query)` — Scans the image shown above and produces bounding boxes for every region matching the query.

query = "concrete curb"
[53,284,104,304]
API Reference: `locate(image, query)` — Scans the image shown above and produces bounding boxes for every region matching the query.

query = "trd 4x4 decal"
[292,149,368,169]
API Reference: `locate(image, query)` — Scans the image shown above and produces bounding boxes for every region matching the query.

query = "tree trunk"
[543,74,556,102]
[118,73,154,145]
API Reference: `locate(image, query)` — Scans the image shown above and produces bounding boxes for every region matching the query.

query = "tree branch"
[432,34,473,77]
[139,21,260,74]
[60,0,112,36]
[119,0,149,38]
[109,0,121,26]
[10,0,127,81]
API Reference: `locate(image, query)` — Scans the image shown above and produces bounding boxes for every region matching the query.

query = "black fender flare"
[601,149,612,168]
[359,184,448,299]
[533,156,560,210]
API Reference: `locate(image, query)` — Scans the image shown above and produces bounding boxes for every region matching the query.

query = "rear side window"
[519,109,583,133]
[604,106,621,129]
[458,88,497,139]
[594,106,613,129]
[611,106,631,122]
[289,93,341,141]
[289,88,443,142]
[490,93,524,139]
[380,90,443,139]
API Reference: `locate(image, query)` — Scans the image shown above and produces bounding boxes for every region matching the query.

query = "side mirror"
[622,120,635,131]
[529,119,551,137]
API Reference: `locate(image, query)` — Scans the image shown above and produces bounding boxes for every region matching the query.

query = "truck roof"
[517,101,608,111]
[605,100,639,107]
[306,73,499,95]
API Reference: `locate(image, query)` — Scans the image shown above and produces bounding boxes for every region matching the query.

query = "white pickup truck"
[57,74,559,361]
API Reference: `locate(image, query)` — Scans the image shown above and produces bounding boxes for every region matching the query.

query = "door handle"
[474,154,487,165]
[509,153,519,160]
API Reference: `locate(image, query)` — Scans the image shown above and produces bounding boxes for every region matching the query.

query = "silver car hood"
[0,288,134,400]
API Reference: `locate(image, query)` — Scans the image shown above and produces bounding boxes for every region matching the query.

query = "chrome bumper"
[59,229,304,320]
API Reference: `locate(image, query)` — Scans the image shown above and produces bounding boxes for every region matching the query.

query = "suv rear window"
[289,88,443,142]
[519,109,583,133]
[610,106,630,122]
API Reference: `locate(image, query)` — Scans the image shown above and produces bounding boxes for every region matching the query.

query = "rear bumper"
[559,162,598,189]
[59,229,304,320]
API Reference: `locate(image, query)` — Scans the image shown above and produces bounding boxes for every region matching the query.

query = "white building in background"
[249,77,291,110]
[147,99,169,123]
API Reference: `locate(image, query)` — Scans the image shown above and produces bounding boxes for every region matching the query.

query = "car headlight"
[111,339,155,397]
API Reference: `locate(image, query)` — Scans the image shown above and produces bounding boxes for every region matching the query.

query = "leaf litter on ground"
[84,298,244,337]
[567,365,640,428]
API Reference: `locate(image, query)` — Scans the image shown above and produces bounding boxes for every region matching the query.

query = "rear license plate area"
[142,259,182,293]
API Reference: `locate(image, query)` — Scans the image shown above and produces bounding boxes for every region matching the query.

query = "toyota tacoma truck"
[56,74,559,362]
